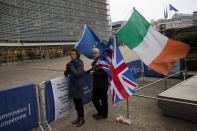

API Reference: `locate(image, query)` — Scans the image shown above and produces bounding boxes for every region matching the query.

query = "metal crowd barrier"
[39,81,52,131]
[0,83,45,131]
[35,83,45,131]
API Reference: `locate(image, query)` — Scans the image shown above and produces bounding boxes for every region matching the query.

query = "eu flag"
[75,25,109,59]
[169,4,178,12]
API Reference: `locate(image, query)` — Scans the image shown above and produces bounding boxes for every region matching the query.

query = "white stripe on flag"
[133,26,168,65]
[118,68,133,96]
[110,81,123,100]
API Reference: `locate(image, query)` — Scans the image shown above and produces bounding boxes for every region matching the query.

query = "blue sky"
[109,0,197,22]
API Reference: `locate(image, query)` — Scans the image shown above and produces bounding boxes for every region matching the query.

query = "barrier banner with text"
[45,77,74,122]
[82,73,93,104]
[45,73,93,122]
[0,84,39,131]
[126,60,142,79]
[144,59,183,77]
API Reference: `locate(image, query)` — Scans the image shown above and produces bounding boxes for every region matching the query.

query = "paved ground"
[31,79,197,131]
[0,45,138,90]
[1,46,197,131]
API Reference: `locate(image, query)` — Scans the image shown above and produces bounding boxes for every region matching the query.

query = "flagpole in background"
[168,4,172,28]
[169,4,172,28]
[169,3,179,29]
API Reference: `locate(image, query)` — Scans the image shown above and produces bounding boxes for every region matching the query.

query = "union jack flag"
[97,36,138,104]
[96,58,111,76]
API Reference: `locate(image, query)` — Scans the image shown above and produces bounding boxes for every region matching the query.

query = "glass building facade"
[193,11,197,25]
[0,0,111,43]
[0,0,111,63]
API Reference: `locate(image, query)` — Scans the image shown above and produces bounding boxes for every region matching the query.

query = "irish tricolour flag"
[116,8,190,76]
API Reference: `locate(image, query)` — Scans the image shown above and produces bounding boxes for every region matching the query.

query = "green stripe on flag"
[116,9,150,49]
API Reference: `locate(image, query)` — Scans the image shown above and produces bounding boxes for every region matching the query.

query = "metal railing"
[135,69,187,92]
[131,69,197,108]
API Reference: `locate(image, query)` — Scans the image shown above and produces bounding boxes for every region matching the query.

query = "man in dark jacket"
[87,48,109,119]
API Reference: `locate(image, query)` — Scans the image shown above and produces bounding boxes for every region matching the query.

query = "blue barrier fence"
[126,60,142,79]
[144,59,183,77]
[44,73,93,123]
[82,73,93,105]
[44,80,55,123]
[144,64,164,77]
[0,84,39,131]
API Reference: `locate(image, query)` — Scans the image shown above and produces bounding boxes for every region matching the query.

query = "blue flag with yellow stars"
[75,25,109,59]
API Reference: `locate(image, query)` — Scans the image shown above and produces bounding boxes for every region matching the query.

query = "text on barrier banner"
[0,83,39,131]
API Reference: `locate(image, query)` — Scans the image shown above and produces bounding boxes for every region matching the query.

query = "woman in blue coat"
[64,48,85,127]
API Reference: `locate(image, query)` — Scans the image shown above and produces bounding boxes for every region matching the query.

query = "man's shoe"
[92,113,99,119]
[94,115,107,119]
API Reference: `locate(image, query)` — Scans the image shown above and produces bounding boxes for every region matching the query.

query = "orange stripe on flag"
[149,38,190,76]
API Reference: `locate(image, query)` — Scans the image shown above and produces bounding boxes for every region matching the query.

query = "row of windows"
[0,2,111,22]
[193,16,197,20]
[3,0,110,15]
[0,22,111,36]
[0,13,111,32]
[1,3,110,20]
[0,7,111,30]
[0,29,111,37]
[0,32,111,41]
[0,0,111,41]
[0,35,78,41]
[0,24,111,41]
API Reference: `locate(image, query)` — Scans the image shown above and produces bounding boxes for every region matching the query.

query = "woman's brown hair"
[70,48,81,58]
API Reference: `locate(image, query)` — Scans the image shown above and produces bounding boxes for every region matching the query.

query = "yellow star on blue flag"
[75,25,109,59]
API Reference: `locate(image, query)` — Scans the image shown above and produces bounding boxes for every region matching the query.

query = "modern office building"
[112,21,124,35]
[193,11,197,25]
[171,13,193,28]
[0,0,111,63]
[112,21,125,45]
[151,13,193,33]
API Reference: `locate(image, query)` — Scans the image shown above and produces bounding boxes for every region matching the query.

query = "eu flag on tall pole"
[75,25,108,59]
[169,4,178,12]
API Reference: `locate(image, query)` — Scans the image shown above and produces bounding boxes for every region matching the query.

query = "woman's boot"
[76,117,85,127]
[72,116,80,125]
